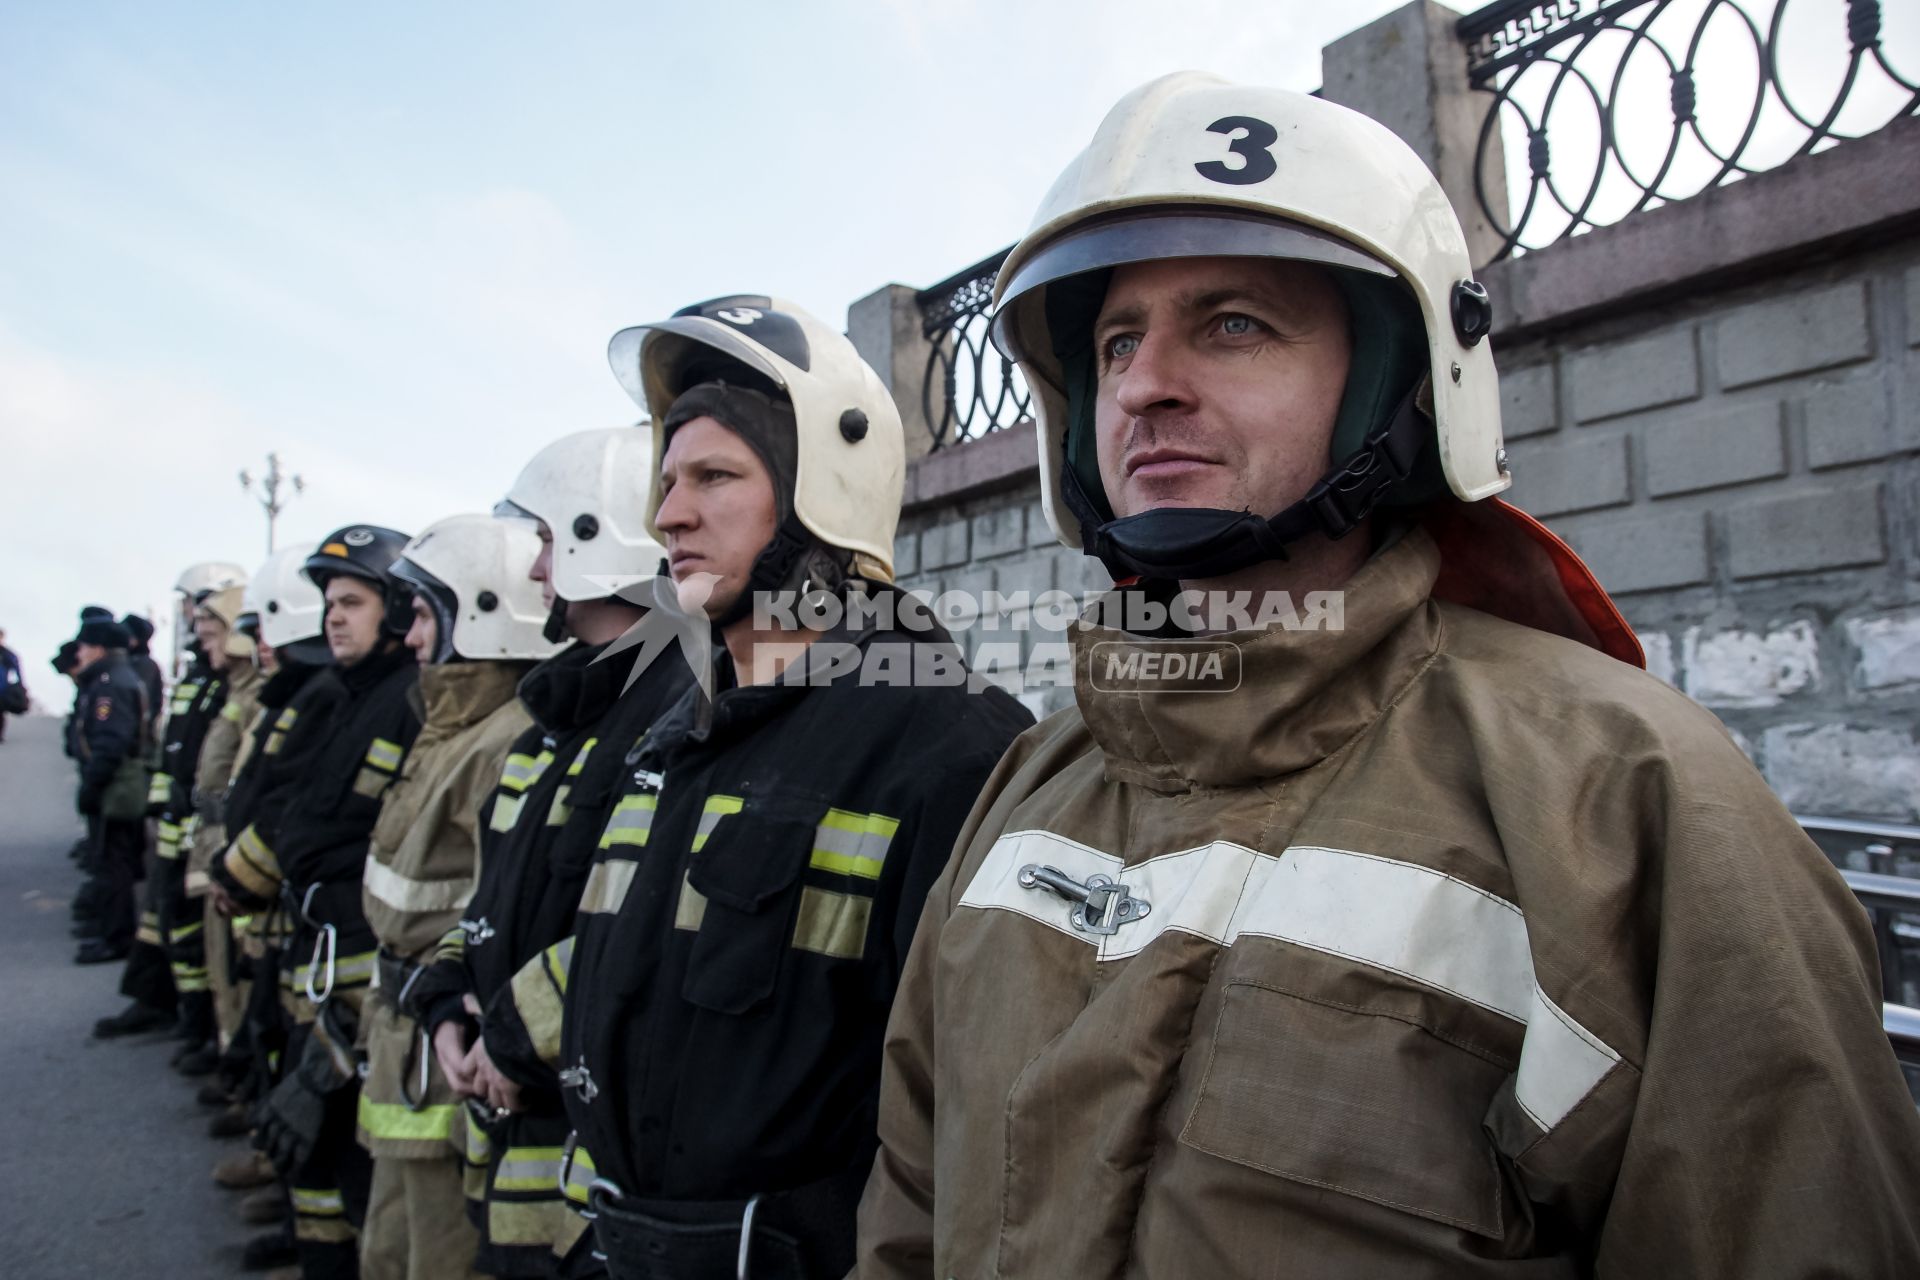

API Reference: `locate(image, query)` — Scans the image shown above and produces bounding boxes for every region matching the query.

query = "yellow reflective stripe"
[809,809,899,880]
[507,942,569,1066]
[147,772,173,804]
[566,738,598,777]
[791,886,872,958]
[548,936,573,996]
[691,794,744,853]
[136,911,162,946]
[545,784,572,827]
[156,821,184,860]
[576,859,636,916]
[498,750,552,794]
[365,738,404,770]
[357,1094,457,1142]
[265,707,296,756]
[227,825,281,897]
[674,872,707,933]
[291,1186,345,1215]
[221,701,243,723]
[294,948,378,991]
[168,919,203,944]
[460,1108,492,1166]
[598,794,656,849]
[489,792,527,833]
[493,1145,567,1192]
[562,1143,597,1205]
[485,1198,568,1246]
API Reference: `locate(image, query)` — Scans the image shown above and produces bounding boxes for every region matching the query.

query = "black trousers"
[89,815,144,952]
[118,833,176,1011]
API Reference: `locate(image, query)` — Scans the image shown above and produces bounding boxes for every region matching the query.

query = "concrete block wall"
[1498,243,1920,819]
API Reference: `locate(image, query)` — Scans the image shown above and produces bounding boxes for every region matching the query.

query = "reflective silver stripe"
[959,830,1623,1135]
[691,795,743,852]
[499,751,552,793]
[366,738,404,771]
[810,808,899,880]
[598,794,656,849]
[566,738,598,777]
[494,1148,566,1193]
[489,793,528,834]
[364,856,473,914]
[577,860,638,915]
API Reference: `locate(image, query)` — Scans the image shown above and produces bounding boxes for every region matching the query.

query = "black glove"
[252,1023,357,1176]
[253,1070,326,1176]
[76,784,102,816]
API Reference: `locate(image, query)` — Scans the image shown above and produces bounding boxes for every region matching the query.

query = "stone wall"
[851,3,1920,820]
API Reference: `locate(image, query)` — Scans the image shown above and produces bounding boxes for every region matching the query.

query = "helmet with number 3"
[607,295,905,583]
[991,72,1640,663]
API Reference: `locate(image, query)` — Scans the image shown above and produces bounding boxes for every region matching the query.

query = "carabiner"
[305,922,338,1005]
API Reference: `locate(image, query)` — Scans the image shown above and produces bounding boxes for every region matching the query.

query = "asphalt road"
[0,714,262,1277]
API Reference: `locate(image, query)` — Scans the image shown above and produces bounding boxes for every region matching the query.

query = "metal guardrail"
[1798,816,1920,1089]
[1458,0,1920,261]
[915,249,1032,449]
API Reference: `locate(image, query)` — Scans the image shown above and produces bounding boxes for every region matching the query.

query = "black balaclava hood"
[662,379,851,628]
[1048,262,1443,582]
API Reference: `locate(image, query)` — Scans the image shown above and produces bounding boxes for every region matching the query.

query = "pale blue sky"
[1,0,1412,683]
[5,0,1911,687]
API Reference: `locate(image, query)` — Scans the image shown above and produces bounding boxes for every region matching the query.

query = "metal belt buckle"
[1018,863,1151,936]
[558,1056,598,1103]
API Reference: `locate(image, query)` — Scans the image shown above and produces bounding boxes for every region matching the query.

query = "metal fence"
[1459,0,1920,260]
[915,249,1033,449]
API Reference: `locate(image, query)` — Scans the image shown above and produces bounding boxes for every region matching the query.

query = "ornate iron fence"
[916,249,1031,448]
[1459,0,1919,260]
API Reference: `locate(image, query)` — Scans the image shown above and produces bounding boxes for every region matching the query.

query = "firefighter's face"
[193,612,229,670]
[324,576,384,666]
[655,416,779,622]
[405,595,439,666]
[1092,257,1351,521]
[529,520,557,612]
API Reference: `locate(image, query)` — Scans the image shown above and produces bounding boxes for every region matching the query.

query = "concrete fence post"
[848,283,939,461]
[1321,0,1509,269]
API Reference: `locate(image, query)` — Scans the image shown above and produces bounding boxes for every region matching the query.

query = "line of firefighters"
[46,71,1920,1280]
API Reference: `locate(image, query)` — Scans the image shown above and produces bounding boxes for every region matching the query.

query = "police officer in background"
[354,514,562,1279]
[70,614,152,966]
[474,298,1032,1278]
[122,612,166,740]
[407,427,692,1277]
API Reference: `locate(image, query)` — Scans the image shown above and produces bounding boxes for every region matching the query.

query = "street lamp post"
[239,452,306,552]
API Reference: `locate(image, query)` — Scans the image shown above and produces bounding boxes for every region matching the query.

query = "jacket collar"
[339,641,413,694]
[1071,527,1442,791]
[518,641,628,736]
[418,660,525,732]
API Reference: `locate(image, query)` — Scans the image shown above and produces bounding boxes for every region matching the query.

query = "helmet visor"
[989,210,1393,364]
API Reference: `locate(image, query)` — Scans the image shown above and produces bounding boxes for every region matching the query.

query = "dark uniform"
[494,612,1031,1277]
[72,651,152,955]
[128,656,228,1029]
[408,639,691,1276]
[252,641,422,1277]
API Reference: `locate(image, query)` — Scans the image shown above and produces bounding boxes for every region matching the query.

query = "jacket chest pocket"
[1179,977,1518,1241]
[678,798,818,1016]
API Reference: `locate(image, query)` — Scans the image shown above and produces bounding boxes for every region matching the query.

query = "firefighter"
[207,542,339,1271]
[222,524,423,1279]
[351,513,563,1279]
[183,580,266,1081]
[69,615,152,966]
[469,297,1033,1279]
[854,74,1920,1278]
[403,427,693,1277]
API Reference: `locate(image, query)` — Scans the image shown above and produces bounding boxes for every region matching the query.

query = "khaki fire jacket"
[857,528,1920,1279]
[358,659,530,1159]
[187,659,263,889]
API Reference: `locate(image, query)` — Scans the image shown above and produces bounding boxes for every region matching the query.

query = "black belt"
[585,1160,866,1280]
[375,947,424,1008]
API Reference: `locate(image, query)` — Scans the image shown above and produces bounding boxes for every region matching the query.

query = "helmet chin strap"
[706,515,852,631]
[1073,385,1426,582]
[542,597,570,645]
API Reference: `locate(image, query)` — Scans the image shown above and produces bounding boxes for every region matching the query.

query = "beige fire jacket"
[358,659,529,1159]
[187,659,263,886]
[856,528,1920,1279]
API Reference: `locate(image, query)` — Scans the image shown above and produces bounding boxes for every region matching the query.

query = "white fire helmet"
[607,295,904,582]
[390,514,565,664]
[497,426,664,603]
[990,72,1640,664]
[244,545,328,662]
[174,561,249,603]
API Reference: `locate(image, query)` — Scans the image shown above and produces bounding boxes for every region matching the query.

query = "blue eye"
[1107,334,1140,360]
[1221,315,1255,336]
